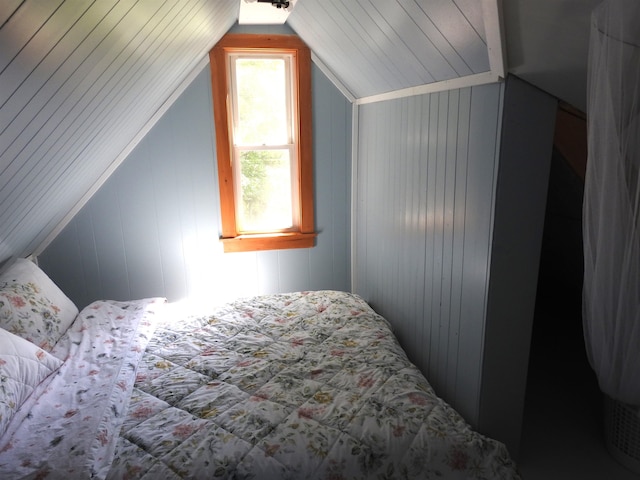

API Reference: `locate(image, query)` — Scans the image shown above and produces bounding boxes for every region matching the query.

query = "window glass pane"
[234,57,289,146]
[237,149,293,232]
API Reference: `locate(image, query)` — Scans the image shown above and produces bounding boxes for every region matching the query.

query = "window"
[209,34,316,253]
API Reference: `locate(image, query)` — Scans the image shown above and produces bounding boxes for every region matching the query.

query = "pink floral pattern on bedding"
[108,291,520,479]
[0,281,65,351]
[0,291,520,479]
[0,297,165,479]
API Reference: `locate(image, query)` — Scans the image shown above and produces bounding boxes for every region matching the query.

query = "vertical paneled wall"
[38,62,351,309]
[353,77,556,457]
[354,83,504,426]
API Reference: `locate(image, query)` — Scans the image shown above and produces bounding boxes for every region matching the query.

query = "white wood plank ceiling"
[0,0,238,263]
[289,0,496,100]
[0,0,503,264]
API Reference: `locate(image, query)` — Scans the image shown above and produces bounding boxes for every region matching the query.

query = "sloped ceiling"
[0,0,502,265]
[288,0,492,99]
[0,0,239,264]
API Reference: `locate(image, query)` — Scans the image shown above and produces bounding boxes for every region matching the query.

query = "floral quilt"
[107,291,520,480]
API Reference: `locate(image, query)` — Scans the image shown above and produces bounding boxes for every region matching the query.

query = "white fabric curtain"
[583,0,640,405]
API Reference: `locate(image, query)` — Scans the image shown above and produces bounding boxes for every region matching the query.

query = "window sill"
[220,232,317,253]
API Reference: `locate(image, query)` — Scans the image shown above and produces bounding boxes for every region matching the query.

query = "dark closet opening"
[526,101,602,435]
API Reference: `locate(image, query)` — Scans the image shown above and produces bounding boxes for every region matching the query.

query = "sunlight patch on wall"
[179,234,259,313]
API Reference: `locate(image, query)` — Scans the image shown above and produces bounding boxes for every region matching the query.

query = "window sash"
[228,53,295,148]
[233,144,300,234]
[227,52,300,234]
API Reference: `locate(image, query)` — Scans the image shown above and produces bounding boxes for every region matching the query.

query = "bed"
[0,258,520,479]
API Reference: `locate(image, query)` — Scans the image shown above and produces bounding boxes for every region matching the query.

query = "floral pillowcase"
[0,259,78,352]
[0,281,64,351]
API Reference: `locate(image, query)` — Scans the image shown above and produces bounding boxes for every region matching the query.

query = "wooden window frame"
[209,34,316,253]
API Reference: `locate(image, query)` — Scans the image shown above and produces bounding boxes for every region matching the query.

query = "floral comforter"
[0,291,519,479]
[108,291,519,479]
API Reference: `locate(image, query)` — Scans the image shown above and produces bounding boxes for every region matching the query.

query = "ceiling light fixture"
[257,0,290,9]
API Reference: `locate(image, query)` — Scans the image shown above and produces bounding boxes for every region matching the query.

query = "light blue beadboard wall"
[353,77,556,457]
[354,83,505,427]
[38,61,352,309]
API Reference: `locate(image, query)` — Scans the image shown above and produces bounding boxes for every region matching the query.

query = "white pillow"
[0,327,63,438]
[0,258,78,351]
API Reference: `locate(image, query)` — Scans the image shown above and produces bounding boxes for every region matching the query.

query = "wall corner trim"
[355,72,504,105]
[311,52,356,104]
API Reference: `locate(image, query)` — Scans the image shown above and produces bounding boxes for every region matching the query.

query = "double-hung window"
[209,34,316,253]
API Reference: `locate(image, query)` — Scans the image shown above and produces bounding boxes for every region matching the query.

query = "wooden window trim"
[209,34,316,253]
